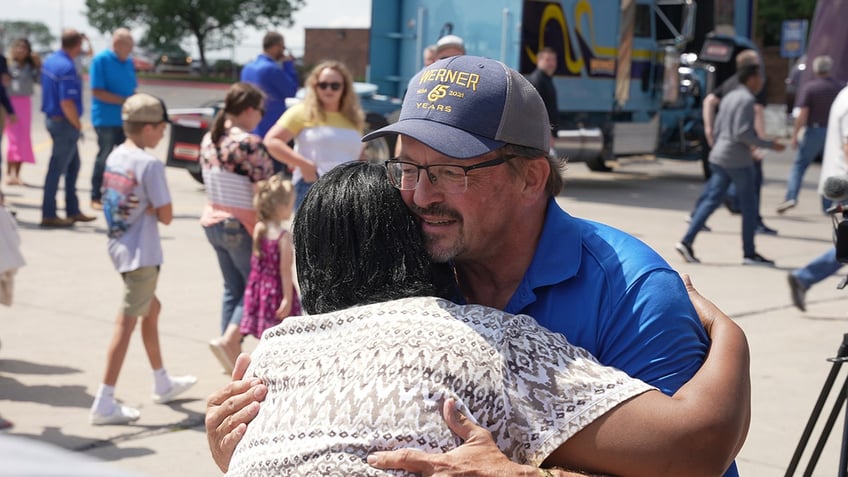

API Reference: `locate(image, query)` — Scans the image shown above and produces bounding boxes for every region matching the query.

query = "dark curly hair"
[293,161,454,314]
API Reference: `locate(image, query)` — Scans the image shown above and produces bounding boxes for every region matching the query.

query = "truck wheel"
[585,156,613,172]
[188,169,204,184]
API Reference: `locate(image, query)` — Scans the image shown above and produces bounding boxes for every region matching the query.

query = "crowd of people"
[1,23,847,477]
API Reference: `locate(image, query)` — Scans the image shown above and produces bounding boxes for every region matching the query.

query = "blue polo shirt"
[90,49,137,127]
[41,50,82,118]
[498,199,738,477]
[240,54,299,137]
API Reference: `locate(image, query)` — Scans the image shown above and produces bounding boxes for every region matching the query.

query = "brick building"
[303,28,369,80]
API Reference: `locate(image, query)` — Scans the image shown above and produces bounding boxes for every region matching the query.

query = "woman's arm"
[275,232,295,319]
[263,123,318,182]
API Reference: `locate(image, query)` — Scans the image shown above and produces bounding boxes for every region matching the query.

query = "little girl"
[240,175,301,339]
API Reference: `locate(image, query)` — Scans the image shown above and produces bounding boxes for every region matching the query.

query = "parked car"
[166,82,402,184]
[155,47,193,74]
[131,49,156,72]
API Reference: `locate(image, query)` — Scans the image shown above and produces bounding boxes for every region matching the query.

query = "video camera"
[822,175,848,264]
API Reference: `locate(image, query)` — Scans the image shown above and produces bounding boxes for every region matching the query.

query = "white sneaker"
[91,404,140,425]
[153,375,198,404]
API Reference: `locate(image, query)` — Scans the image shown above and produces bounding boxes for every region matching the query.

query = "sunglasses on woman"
[317,82,342,91]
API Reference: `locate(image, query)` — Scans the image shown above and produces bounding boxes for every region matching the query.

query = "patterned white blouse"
[227,297,655,476]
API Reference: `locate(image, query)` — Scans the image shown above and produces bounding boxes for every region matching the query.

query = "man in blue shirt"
[40,29,96,227]
[239,31,298,174]
[89,28,137,210]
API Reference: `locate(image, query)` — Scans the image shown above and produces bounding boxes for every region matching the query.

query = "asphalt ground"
[1,80,847,476]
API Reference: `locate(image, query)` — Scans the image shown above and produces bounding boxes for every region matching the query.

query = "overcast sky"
[10,0,371,62]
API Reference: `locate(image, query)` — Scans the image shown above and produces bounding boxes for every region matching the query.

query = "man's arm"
[702,93,720,146]
[368,275,750,477]
[59,99,81,130]
[791,106,809,149]
[263,61,299,101]
[92,88,127,105]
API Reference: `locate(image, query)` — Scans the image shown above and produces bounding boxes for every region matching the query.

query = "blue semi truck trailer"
[367,0,755,173]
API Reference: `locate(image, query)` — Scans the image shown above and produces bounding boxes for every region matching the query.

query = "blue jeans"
[792,248,844,289]
[91,126,126,201]
[691,160,765,223]
[683,163,757,257]
[294,180,314,211]
[204,218,253,333]
[42,118,82,219]
[785,126,827,203]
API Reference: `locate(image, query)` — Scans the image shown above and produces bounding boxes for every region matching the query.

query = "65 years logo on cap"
[414,67,481,113]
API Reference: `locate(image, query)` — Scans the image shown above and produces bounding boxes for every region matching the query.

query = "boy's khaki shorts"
[121,266,159,317]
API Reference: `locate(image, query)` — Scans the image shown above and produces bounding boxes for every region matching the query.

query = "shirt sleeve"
[598,269,710,394]
[235,134,275,182]
[732,95,774,148]
[277,103,306,135]
[841,111,848,146]
[263,61,299,102]
[500,314,656,466]
[143,161,172,209]
[58,69,82,103]
[89,55,104,89]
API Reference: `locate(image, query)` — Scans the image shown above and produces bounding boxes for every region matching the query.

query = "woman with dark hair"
[199,82,275,373]
[216,161,749,477]
[293,161,453,314]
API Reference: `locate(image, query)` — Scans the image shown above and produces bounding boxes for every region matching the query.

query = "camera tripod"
[785,333,848,476]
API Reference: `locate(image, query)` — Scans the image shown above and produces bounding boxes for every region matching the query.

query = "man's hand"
[790,136,799,150]
[772,141,786,152]
[205,354,266,472]
[367,398,537,477]
[704,125,714,148]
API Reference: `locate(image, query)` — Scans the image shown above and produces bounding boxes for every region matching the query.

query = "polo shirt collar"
[504,198,581,313]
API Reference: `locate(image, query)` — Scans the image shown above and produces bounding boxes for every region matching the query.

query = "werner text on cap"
[362,55,550,159]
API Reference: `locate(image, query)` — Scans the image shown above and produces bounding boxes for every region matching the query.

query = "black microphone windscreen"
[823,175,848,201]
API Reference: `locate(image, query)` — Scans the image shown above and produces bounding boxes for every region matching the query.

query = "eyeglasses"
[317,81,342,91]
[385,155,516,194]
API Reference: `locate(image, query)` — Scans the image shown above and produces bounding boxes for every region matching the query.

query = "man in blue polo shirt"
[40,29,96,227]
[240,31,298,174]
[89,28,137,210]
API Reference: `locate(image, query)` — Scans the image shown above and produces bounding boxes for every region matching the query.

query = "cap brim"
[362,119,504,159]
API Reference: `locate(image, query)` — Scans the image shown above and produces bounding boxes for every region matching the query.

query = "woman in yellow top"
[264,60,365,209]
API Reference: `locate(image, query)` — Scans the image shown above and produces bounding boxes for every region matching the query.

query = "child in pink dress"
[240,174,301,339]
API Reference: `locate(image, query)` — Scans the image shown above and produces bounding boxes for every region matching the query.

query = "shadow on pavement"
[0,358,80,375]
[0,375,93,408]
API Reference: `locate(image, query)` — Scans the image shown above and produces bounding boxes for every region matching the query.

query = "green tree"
[0,20,56,52]
[84,0,305,71]
[756,0,817,46]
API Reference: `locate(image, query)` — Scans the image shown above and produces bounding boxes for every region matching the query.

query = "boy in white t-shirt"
[90,94,197,425]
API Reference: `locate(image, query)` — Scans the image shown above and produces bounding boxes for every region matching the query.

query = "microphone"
[823,174,848,201]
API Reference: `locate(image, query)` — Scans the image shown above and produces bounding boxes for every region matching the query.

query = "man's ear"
[521,156,550,198]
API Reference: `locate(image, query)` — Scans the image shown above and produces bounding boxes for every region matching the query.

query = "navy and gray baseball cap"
[362,55,550,159]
